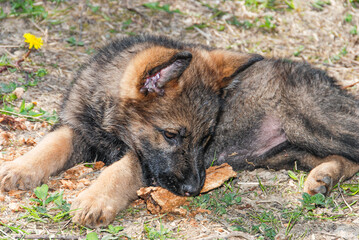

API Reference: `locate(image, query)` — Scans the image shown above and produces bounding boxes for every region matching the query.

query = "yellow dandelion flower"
[23,33,43,50]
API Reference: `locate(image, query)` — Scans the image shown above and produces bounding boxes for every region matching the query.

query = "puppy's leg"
[0,125,73,191]
[71,151,143,228]
[259,150,359,195]
[303,155,359,195]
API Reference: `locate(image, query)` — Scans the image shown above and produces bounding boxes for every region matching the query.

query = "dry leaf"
[200,163,237,193]
[0,114,27,130]
[9,202,22,212]
[137,187,188,214]
[13,87,25,99]
[93,161,105,170]
[138,163,237,214]
[8,190,27,199]
[0,130,13,146]
[60,179,77,190]
[20,136,36,146]
[64,165,93,179]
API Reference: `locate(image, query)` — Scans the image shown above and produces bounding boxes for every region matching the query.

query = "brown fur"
[0,126,73,191]
[1,35,359,228]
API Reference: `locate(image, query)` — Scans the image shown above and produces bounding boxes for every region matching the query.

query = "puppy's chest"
[206,114,287,169]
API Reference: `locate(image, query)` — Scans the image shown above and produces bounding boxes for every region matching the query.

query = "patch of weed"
[1,98,58,124]
[122,19,132,30]
[190,180,241,215]
[258,16,276,31]
[98,224,127,240]
[144,222,174,240]
[0,222,28,235]
[0,7,7,19]
[339,182,359,195]
[186,23,209,30]
[310,0,331,11]
[87,1,100,14]
[0,68,54,125]
[287,170,306,190]
[226,16,253,29]
[66,36,85,47]
[282,207,303,236]
[293,45,305,57]
[86,232,99,240]
[244,0,294,11]
[201,2,227,19]
[350,25,358,35]
[143,2,181,14]
[249,210,280,239]
[331,46,347,62]
[344,13,353,23]
[9,0,48,19]
[300,193,334,210]
[19,184,71,223]
[349,0,359,8]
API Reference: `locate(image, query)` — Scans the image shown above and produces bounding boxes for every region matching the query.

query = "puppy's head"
[118,40,263,196]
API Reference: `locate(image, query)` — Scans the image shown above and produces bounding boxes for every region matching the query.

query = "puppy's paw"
[70,189,120,228]
[0,160,44,192]
[304,172,332,195]
[304,162,337,195]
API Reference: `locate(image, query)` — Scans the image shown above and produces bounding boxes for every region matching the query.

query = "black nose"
[181,183,201,196]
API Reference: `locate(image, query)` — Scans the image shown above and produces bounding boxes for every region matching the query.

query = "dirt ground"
[1,0,359,239]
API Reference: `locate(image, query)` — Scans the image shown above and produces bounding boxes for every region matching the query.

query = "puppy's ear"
[140,51,192,96]
[208,50,264,90]
[120,47,192,100]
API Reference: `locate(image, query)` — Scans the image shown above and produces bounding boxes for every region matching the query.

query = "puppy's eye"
[163,131,177,139]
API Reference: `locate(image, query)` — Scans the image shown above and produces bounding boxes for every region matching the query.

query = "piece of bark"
[137,163,237,214]
[200,163,237,193]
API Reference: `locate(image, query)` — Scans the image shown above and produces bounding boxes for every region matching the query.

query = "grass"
[144,222,174,240]
[189,179,242,215]
[142,2,182,14]
[20,184,72,223]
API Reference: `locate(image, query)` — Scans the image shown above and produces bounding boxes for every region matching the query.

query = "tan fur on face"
[119,46,179,100]
[0,126,73,191]
[71,152,143,228]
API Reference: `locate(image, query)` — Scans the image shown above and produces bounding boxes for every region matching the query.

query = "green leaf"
[66,36,84,46]
[108,224,124,234]
[34,184,49,201]
[19,100,26,113]
[287,170,298,180]
[312,193,325,205]
[143,2,181,14]
[36,68,47,77]
[86,232,99,240]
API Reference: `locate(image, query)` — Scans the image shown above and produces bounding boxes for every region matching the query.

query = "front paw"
[70,189,120,228]
[0,160,44,192]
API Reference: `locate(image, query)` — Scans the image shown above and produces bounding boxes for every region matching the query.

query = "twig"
[124,0,150,22]
[194,26,212,41]
[337,177,353,212]
[10,234,85,239]
[0,49,32,73]
[0,45,19,48]
[342,80,359,89]
[194,232,254,240]
[0,229,16,240]
[61,219,72,230]
[0,109,52,124]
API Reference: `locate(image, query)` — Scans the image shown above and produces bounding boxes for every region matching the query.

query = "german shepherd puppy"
[1,35,359,227]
